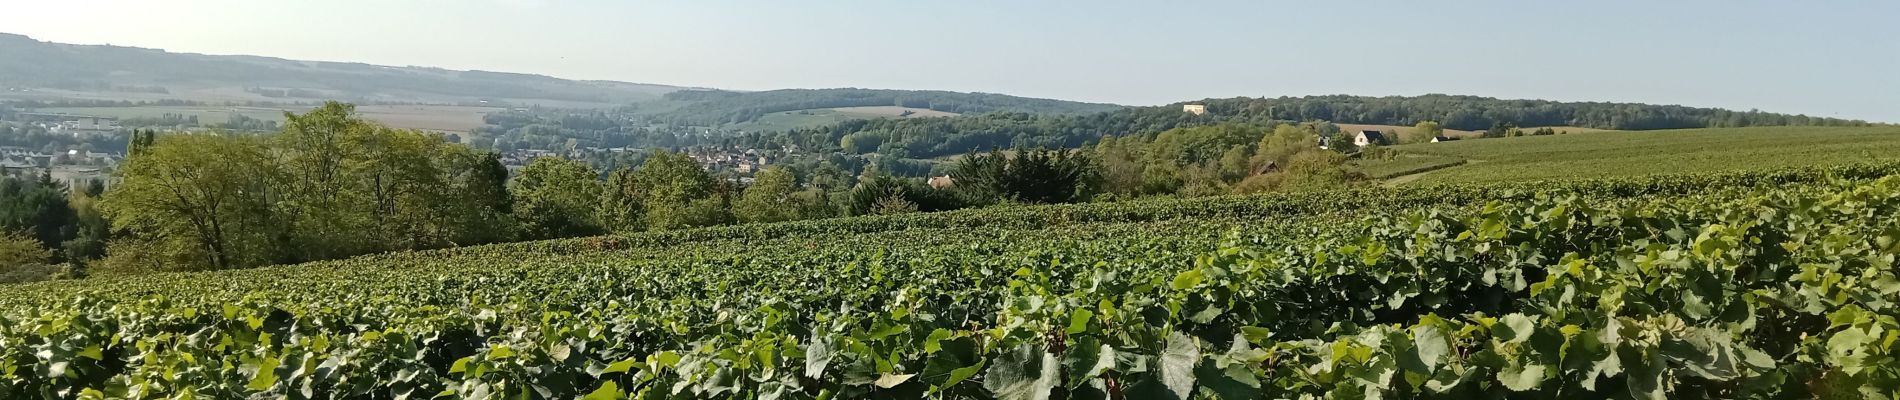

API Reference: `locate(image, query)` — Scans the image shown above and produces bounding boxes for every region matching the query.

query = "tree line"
[0,103,1367,279]
[726,94,1879,159]
[652,88,1123,126]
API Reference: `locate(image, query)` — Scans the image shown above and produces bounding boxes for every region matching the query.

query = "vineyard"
[1384,126,1900,185]
[4,164,1900,398]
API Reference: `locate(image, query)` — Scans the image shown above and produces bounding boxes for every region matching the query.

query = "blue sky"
[5,0,1897,121]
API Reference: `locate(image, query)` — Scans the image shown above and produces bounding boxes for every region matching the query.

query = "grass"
[1390,126,1900,185]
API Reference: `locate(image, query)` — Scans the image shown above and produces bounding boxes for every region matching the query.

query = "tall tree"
[0,230,54,283]
[734,166,804,224]
[1408,121,1445,144]
[439,150,515,245]
[628,150,722,230]
[275,101,378,260]
[511,157,603,239]
[103,134,284,271]
[952,148,1098,204]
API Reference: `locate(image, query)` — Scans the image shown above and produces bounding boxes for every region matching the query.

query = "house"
[1182,104,1207,116]
[1317,136,1331,150]
[928,175,955,189]
[1353,131,1387,147]
[1431,136,1459,143]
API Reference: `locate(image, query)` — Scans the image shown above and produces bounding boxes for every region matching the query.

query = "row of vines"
[2,165,1898,398]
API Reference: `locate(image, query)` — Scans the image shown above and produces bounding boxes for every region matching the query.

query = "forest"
[0,102,1364,280]
[725,94,1877,158]
[649,88,1123,126]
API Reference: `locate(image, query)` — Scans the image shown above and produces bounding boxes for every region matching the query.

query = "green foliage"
[6,164,1900,398]
[654,88,1123,126]
[951,148,1098,204]
[100,103,519,273]
[1408,120,1445,144]
[512,157,605,239]
[628,151,723,231]
[1354,154,1469,179]
[733,94,1879,161]
[102,133,282,271]
[0,230,52,283]
[1394,126,1900,185]
[735,167,806,224]
[0,176,76,257]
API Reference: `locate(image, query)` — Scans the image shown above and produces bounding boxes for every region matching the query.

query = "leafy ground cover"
[1390,126,1900,185]
[3,164,1899,398]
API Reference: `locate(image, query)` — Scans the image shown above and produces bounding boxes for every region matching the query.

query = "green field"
[5,165,1900,397]
[1383,126,1900,185]
[1353,153,1468,179]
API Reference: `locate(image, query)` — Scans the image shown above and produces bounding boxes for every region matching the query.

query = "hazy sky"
[5,0,1897,121]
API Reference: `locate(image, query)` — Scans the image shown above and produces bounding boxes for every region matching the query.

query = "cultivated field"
[1383,126,1900,185]
[6,165,1899,397]
[351,104,499,132]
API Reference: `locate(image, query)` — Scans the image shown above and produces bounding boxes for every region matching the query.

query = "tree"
[0,175,75,257]
[1250,124,1319,172]
[511,157,604,240]
[600,167,645,233]
[628,151,722,230]
[125,129,157,157]
[1484,121,1521,138]
[102,134,284,271]
[62,180,110,273]
[1407,121,1444,144]
[275,101,379,260]
[0,230,54,283]
[951,148,1097,205]
[1277,150,1360,191]
[734,166,804,224]
[869,188,918,215]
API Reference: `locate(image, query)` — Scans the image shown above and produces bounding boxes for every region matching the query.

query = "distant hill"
[1181,94,1877,131]
[732,94,1881,159]
[0,33,683,106]
[640,88,1123,126]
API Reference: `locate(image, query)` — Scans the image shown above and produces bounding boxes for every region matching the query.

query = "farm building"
[1353,131,1387,146]
[1431,136,1459,143]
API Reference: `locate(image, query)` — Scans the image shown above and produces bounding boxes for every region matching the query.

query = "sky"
[3,0,1897,121]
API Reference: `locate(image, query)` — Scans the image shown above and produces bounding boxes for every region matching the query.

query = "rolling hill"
[636,88,1124,127]
[0,33,684,106]
[1366,125,1900,185]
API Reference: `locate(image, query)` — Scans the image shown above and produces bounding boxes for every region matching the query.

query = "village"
[0,115,126,188]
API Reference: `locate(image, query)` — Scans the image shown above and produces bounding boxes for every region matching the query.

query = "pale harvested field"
[352,105,502,132]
